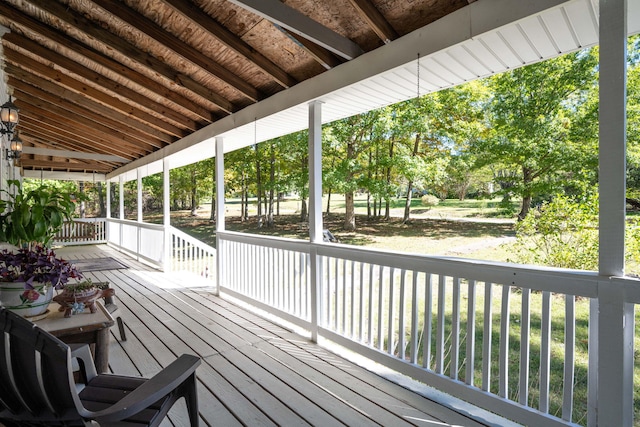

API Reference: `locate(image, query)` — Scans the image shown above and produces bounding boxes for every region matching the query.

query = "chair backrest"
[0,307,87,425]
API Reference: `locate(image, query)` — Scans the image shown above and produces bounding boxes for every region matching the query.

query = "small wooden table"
[36,301,115,373]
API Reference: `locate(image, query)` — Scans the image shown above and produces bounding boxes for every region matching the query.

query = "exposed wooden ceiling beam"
[282,29,343,70]
[0,1,216,122]
[18,102,152,157]
[228,0,364,60]
[346,0,398,43]
[21,147,127,163]
[11,82,166,151]
[18,119,136,161]
[22,0,236,114]
[161,0,297,89]
[4,51,188,139]
[94,0,261,102]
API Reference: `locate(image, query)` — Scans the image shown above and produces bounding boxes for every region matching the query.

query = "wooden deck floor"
[55,245,497,427]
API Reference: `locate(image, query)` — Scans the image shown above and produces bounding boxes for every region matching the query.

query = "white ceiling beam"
[22,169,106,182]
[227,0,364,60]
[21,147,127,163]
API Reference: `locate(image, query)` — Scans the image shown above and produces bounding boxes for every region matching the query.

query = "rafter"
[94,0,261,102]
[0,1,216,122]
[228,0,364,60]
[281,29,343,70]
[161,0,297,89]
[4,50,188,138]
[346,0,398,43]
[22,0,236,113]
[18,159,113,173]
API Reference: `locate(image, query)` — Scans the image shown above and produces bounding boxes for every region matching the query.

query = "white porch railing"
[216,230,639,427]
[168,226,216,280]
[53,218,107,246]
[106,218,165,267]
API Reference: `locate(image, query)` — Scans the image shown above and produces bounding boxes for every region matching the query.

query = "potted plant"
[53,278,114,318]
[0,180,79,317]
[0,246,83,317]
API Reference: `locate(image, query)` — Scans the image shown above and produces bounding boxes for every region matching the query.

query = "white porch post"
[137,168,143,223]
[595,0,632,426]
[106,180,111,219]
[119,175,124,246]
[105,180,111,243]
[308,100,323,342]
[163,158,171,272]
[215,137,225,296]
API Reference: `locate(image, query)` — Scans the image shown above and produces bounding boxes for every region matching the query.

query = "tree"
[474,49,598,219]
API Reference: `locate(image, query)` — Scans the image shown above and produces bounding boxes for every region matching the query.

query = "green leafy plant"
[514,193,599,269]
[420,194,440,208]
[0,180,76,249]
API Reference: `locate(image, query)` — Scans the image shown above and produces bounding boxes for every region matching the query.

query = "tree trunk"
[97,182,105,217]
[384,140,395,220]
[190,170,197,216]
[300,198,308,222]
[210,165,216,222]
[79,181,86,218]
[344,191,356,231]
[518,166,533,220]
[326,189,332,215]
[367,192,371,219]
[403,134,421,223]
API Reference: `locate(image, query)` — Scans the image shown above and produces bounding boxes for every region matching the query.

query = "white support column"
[596,0,632,426]
[105,180,111,243]
[106,180,111,219]
[308,100,323,342]
[163,158,171,273]
[309,101,323,244]
[215,137,225,296]
[119,175,124,247]
[137,168,143,223]
[118,176,125,220]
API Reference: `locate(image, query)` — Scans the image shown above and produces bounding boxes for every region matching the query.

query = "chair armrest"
[88,354,201,422]
[70,344,98,382]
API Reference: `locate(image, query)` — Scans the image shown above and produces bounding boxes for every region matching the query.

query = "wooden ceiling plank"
[8,71,173,144]
[11,81,166,150]
[228,0,364,60]
[0,1,216,122]
[161,0,297,89]
[22,0,236,113]
[95,0,261,101]
[4,51,188,139]
[19,104,151,157]
[346,0,399,43]
[19,159,112,173]
[4,35,196,132]
[21,147,126,163]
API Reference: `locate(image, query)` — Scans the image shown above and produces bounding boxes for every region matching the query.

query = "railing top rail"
[106,218,164,231]
[169,225,216,253]
[217,230,311,254]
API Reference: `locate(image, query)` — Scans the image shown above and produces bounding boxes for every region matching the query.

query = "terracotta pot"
[53,286,115,318]
[0,282,54,318]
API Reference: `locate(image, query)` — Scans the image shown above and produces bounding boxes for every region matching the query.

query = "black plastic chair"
[0,307,201,426]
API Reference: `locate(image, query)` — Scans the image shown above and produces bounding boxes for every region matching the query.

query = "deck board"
[54,245,492,427]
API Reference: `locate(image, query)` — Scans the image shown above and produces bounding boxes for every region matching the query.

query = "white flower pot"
[0,282,54,318]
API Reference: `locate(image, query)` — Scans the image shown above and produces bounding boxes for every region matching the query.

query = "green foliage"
[0,180,76,249]
[514,194,598,269]
[420,194,440,208]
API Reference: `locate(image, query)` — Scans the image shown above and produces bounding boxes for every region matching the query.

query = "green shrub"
[514,194,599,270]
[420,194,440,208]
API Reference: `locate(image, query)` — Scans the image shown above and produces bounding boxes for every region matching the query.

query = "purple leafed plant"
[0,246,83,289]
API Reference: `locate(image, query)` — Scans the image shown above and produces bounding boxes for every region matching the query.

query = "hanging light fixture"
[6,131,22,159]
[0,96,19,137]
